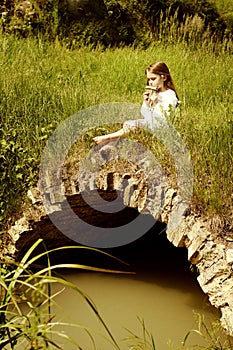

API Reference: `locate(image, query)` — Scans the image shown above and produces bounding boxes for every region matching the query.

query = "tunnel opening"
[14,189,193,281]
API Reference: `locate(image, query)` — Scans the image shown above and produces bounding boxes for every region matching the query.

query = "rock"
[2,156,233,336]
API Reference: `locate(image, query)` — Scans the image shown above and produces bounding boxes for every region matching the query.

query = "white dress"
[123,89,178,132]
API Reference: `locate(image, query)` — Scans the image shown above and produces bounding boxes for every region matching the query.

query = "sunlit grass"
[0,12,232,349]
[0,32,232,227]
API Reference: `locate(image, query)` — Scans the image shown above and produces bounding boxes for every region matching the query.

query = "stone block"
[190,240,216,264]
[166,219,187,247]
[197,272,232,295]
[220,306,233,335]
[226,249,233,264]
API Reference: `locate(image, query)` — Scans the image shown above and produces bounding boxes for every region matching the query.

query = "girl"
[93,61,179,145]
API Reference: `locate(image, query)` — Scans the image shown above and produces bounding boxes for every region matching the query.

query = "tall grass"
[0,239,134,349]
[0,29,232,228]
[0,22,232,349]
[1,241,232,349]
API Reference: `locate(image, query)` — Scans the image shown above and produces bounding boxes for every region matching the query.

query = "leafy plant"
[123,316,157,349]
[0,0,60,38]
[0,128,38,226]
[0,0,232,47]
[181,312,233,349]
[0,239,133,349]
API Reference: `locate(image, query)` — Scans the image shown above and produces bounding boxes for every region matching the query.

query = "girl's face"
[147,71,166,90]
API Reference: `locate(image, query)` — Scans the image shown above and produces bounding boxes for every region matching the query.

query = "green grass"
[0,21,232,349]
[211,0,233,17]
[0,32,232,229]
[0,239,133,349]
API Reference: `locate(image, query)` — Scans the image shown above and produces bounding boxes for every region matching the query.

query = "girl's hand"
[143,91,150,106]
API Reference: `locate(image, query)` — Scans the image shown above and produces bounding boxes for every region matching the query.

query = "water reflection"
[50,222,220,349]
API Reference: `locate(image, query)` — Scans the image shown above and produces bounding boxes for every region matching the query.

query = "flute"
[145,85,159,108]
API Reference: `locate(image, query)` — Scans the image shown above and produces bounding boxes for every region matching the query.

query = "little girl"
[93,61,179,145]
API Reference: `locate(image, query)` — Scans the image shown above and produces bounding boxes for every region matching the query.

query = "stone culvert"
[2,143,233,336]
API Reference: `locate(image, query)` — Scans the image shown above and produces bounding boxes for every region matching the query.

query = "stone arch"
[2,157,233,336]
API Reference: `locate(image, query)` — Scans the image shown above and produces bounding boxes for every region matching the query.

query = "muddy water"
[50,223,221,350]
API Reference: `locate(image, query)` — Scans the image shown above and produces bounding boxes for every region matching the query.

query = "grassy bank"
[0,34,232,229]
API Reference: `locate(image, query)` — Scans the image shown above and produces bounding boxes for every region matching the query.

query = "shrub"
[0,0,232,47]
[0,0,60,38]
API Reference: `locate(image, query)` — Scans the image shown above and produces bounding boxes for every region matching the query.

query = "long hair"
[145,61,179,100]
